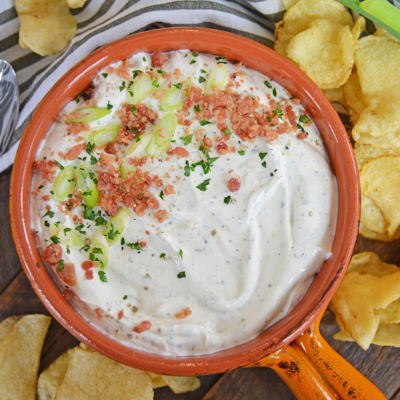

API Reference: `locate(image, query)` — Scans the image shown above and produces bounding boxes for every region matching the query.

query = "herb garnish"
[98,271,108,282]
[75,92,84,103]
[107,101,113,110]
[75,224,86,235]
[299,115,310,124]
[222,128,231,135]
[196,178,211,191]
[50,235,60,244]
[105,223,120,241]
[101,73,108,78]
[53,160,64,170]
[43,210,54,218]
[126,242,143,251]
[259,152,267,160]
[200,69,207,73]
[273,87,277,97]
[159,191,164,200]
[84,208,95,220]
[177,271,186,278]
[238,150,245,156]
[264,80,272,89]
[192,51,199,57]
[95,216,107,226]
[224,196,231,204]
[194,104,201,112]
[160,253,166,258]
[173,83,182,90]
[180,134,193,145]
[200,120,213,126]
[179,249,183,259]
[190,60,196,65]
[262,161,267,168]
[199,76,206,83]
[58,260,64,272]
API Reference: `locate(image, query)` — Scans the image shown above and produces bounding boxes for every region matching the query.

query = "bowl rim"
[10,27,360,375]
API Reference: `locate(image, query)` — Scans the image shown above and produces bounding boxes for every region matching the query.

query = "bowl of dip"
[10,28,359,375]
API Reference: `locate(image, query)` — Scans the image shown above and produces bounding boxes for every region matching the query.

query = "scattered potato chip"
[360,156,400,236]
[343,72,365,117]
[374,26,400,43]
[281,0,300,10]
[359,221,400,242]
[274,0,354,57]
[347,252,399,276]
[0,316,22,343]
[286,17,364,89]
[66,0,87,8]
[330,269,400,349]
[37,349,73,400]
[323,86,346,107]
[360,194,388,234]
[161,375,201,394]
[15,0,77,56]
[147,372,167,389]
[352,36,400,148]
[55,348,153,399]
[0,314,51,400]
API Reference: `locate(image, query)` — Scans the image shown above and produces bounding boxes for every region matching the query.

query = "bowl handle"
[246,310,386,400]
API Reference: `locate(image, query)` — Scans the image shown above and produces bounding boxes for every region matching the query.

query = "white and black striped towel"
[0,0,396,173]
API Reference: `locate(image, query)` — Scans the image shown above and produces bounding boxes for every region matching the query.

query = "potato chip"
[281,0,300,10]
[15,0,77,56]
[376,298,400,324]
[0,316,22,343]
[147,372,167,389]
[374,27,400,43]
[360,156,400,236]
[359,221,400,242]
[360,194,387,234]
[37,349,73,400]
[352,36,400,148]
[161,375,201,394]
[323,86,347,107]
[346,252,399,276]
[343,72,365,116]
[354,142,400,170]
[348,108,360,126]
[66,0,87,8]
[0,314,51,400]
[330,270,400,349]
[274,0,354,57]
[55,348,153,399]
[286,17,364,89]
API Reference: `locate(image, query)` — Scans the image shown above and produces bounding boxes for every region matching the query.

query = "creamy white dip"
[31,51,337,356]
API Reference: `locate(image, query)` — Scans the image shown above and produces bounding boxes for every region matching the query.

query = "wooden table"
[1,165,400,400]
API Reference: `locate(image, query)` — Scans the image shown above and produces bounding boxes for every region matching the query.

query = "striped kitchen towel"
[0,0,398,172]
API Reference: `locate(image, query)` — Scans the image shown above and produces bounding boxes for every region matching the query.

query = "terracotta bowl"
[10,28,359,376]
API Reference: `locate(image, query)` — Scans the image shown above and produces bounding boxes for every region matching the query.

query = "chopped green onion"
[76,166,99,208]
[53,164,75,202]
[126,132,153,157]
[50,223,85,248]
[88,125,120,145]
[125,73,158,105]
[91,232,110,268]
[103,208,132,246]
[67,107,112,123]
[119,162,137,180]
[205,63,228,94]
[160,80,193,112]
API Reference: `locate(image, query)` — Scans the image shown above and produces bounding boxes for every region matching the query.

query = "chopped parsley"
[123,295,128,300]
[200,69,207,73]
[215,56,225,60]
[199,76,206,83]
[80,244,90,252]
[44,220,50,228]
[121,237,125,245]
[152,78,159,88]
[106,223,120,241]
[160,253,166,258]
[38,185,44,189]
[92,247,104,255]
[180,134,193,145]
[262,161,267,168]
[159,190,164,200]
[54,221,60,228]
[53,160,64,170]
[101,73,108,78]
[272,102,283,119]
[84,208,95,220]
[273,87,277,97]
[58,260,64,272]
[184,161,191,177]
[143,57,146,62]
[157,70,166,76]
[107,101,113,110]
[224,196,231,204]
[194,104,201,112]
[135,130,140,143]
[75,224,86,235]
[75,92,84,103]
[299,115,310,124]
[200,120,213,126]
[95,216,107,226]
[192,51,199,57]
[66,246,70,254]
[37,262,40,268]
[196,178,211,191]
[132,70,141,79]
[126,242,143,251]
[238,150,245,156]
[177,271,186,278]
[190,60,196,65]
[259,152,267,160]
[285,146,289,150]
[50,235,60,244]
[119,81,126,91]
[222,128,231,135]
[86,141,98,165]
[131,105,136,113]
[98,271,108,282]
[179,249,183,259]
[63,228,71,236]
[173,83,182,90]
[264,80,272,88]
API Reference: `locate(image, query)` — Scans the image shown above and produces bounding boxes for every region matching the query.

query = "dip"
[31,50,338,356]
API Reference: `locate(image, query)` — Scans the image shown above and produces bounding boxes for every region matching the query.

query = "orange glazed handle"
[294,311,387,400]
[246,344,339,400]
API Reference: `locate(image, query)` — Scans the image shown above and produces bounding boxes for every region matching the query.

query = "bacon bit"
[214,92,232,108]
[172,176,181,184]
[217,141,229,155]
[117,310,124,321]
[56,263,78,286]
[105,143,117,154]
[82,260,96,271]
[297,132,308,140]
[147,197,160,210]
[228,177,241,193]
[76,136,84,143]
[146,230,150,235]
[164,185,176,195]
[154,89,165,100]
[116,64,132,81]
[85,269,94,280]
[167,147,189,158]
[176,307,192,319]
[153,176,163,187]
[151,51,165,68]
[33,160,47,171]
[106,66,114,75]
[46,205,51,210]
[94,308,104,319]
[139,241,147,248]
[41,244,62,265]
[174,68,181,80]
[63,289,75,300]
[178,118,192,126]
[41,195,51,201]
[66,143,87,161]
[155,210,168,223]
[203,137,212,149]
[196,128,204,141]
[133,320,152,333]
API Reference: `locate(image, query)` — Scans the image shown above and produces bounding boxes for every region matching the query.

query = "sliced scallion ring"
[205,64,228,94]
[88,125,120,145]
[50,224,85,248]
[119,162,137,180]
[53,164,75,202]
[90,232,110,269]
[76,165,99,208]
[66,107,112,123]
[126,132,153,157]
[160,79,193,112]
[103,208,132,246]
[145,113,178,158]
[126,73,158,105]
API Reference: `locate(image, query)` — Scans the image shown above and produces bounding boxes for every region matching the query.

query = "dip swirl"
[31,50,337,356]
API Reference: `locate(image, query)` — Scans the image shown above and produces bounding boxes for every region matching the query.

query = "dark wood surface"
[1,165,400,399]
